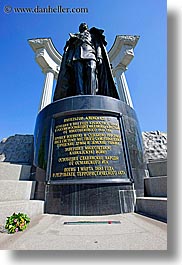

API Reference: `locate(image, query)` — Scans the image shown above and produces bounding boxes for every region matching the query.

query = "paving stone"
[0,213,167,250]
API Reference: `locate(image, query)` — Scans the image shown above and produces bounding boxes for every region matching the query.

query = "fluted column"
[108,35,139,109]
[120,72,133,108]
[39,69,54,111]
[28,38,62,111]
[114,67,133,108]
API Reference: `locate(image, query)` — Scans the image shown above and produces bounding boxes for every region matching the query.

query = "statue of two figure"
[53,23,119,101]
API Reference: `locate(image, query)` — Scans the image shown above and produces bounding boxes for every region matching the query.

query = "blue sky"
[0,0,167,140]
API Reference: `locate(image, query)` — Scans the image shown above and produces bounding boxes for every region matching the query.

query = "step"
[135,197,167,222]
[0,180,36,201]
[147,160,167,177]
[0,200,44,225]
[144,176,167,197]
[0,162,31,180]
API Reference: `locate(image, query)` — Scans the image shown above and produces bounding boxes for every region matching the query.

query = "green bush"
[5,212,30,234]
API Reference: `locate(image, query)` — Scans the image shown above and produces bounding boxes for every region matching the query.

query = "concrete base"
[0,162,31,180]
[147,160,167,177]
[144,176,167,197]
[0,162,44,225]
[0,200,44,224]
[136,197,167,222]
[0,180,36,201]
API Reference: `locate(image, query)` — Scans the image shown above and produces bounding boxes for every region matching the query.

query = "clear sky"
[0,0,167,140]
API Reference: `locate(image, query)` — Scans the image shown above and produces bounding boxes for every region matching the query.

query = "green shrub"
[5,212,30,234]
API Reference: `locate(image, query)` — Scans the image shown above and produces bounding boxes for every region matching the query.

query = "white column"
[120,72,133,108]
[39,69,54,111]
[114,67,133,108]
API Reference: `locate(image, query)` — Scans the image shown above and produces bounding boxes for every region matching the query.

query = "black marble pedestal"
[34,95,146,215]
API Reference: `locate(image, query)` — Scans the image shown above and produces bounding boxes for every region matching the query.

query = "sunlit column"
[114,67,133,108]
[39,69,54,111]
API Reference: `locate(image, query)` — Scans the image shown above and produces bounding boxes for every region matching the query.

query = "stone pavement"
[0,213,167,250]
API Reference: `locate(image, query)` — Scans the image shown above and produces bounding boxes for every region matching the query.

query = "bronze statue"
[53,23,119,101]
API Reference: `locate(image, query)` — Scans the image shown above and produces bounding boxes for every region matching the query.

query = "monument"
[53,23,119,100]
[31,24,146,215]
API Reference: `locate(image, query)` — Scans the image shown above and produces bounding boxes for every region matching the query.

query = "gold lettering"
[52,115,127,179]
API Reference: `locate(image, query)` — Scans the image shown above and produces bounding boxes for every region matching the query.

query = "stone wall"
[0,134,34,164]
[0,131,167,165]
[142,131,167,162]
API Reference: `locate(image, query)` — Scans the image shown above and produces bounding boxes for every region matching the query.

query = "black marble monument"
[33,24,146,215]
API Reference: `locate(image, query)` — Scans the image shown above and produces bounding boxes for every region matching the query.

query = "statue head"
[79,23,88,33]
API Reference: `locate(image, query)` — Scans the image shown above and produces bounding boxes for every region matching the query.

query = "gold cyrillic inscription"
[52,115,127,179]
